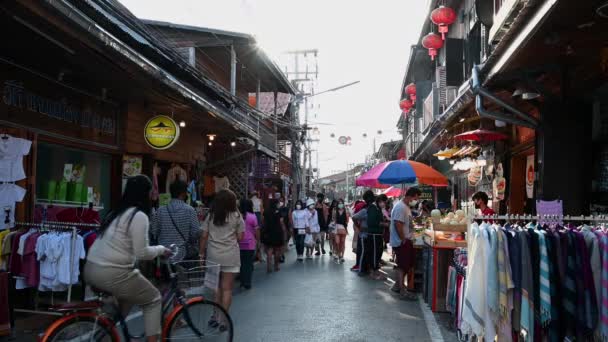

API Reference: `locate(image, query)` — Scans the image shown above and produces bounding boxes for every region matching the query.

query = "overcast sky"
[120,0,429,176]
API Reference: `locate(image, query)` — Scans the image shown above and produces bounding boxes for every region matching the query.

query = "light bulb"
[449,160,455,165]
[208,142,212,146]
[230,141,236,147]
[438,156,446,161]
[179,120,186,128]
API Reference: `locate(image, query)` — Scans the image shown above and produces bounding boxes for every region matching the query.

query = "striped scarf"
[497,229,513,322]
[563,232,578,337]
[537,230,551,326]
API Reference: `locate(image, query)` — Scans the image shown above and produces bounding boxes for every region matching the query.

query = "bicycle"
[40,246,233,341]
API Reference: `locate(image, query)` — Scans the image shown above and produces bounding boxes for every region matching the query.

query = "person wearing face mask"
[364,194,388,280]
[389,187,421,300]
[332,199,349,263]
[351,190,376,276]
[327,199,338,257]
[305,198,321,259]
[291,200,309,261]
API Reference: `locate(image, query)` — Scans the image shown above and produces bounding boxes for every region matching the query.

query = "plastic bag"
[304,234,315,248]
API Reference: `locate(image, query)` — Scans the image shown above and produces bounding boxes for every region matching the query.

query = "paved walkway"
[229,240,456,342]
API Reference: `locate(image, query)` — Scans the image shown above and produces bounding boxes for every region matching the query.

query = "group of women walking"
[291,197,350,263]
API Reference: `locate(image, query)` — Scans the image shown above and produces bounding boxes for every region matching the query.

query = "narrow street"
[229,238,453,342]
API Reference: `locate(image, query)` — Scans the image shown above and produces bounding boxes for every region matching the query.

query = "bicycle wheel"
[165,298,233,341]
[43,314,120,342]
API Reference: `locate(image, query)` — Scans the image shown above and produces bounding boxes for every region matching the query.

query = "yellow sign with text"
[144,115,180,150]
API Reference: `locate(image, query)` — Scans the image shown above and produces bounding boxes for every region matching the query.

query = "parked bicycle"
[40,246,233,341]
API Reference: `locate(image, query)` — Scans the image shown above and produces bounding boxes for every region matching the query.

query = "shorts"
[221,266,240,273]
[393,239,415,272]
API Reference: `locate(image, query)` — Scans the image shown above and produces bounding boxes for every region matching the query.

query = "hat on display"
[306,199,315,207]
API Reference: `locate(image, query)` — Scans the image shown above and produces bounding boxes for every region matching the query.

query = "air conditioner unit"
[446,86,459,107]
[488,0,528,45]
[436,66,448,107]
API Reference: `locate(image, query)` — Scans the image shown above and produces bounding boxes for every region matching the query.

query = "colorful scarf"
[487,226,499,322]
[497,229,513,322]
[597,231,608,340]
[520,231,534,342]
[563,231,577,337]
[537,230,551,326]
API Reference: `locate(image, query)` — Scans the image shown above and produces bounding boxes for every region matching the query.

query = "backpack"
[366,204,383,234]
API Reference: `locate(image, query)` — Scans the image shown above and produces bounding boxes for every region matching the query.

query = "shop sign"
[526,155,535,199]
[144,115,180,150]
[2,81,116,135]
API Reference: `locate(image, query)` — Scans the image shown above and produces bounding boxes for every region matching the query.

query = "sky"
[120,0,430,177]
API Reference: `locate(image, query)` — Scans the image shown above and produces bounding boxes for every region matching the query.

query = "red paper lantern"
[422,33,444,60]
[404,83,417,103]
[399,99,414,111]
[431,6,457,40]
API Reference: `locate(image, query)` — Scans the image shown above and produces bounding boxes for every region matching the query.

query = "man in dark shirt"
[315,193,329,255]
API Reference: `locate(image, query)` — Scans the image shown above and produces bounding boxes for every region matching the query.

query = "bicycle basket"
[171,259,221,296]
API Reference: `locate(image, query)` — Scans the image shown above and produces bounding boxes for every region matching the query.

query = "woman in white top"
[305,198,320,259]
[291,200,310,261]
[85,175,171,342]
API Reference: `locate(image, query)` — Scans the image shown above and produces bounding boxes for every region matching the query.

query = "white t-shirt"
[0,184,27,229]
[0,136,32,182]
[251,197,262,213]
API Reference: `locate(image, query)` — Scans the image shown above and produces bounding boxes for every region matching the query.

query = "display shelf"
[423,230,467,248]
[36,199,104,211]
[432,223,467,232]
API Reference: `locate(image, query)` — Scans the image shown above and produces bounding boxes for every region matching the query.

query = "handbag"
[304,234,315,248]
[167,207,200,259]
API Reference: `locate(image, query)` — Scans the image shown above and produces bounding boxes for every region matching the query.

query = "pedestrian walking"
[305,198,320,259]
[351,190,376,276]
[199,189,245,321]
[327,199,338,257]
[239,199,259,290]
[251,191,264,262]
[389,187,421,300]
[278,197,291,263]
[315,193,330,255]
[291,200,309,262]
[261,199,286,272]
[332,198,349,263]
[150,180,202,262]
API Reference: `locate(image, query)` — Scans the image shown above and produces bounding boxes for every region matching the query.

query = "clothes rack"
[7,220,96,316]
[469,214,608,222]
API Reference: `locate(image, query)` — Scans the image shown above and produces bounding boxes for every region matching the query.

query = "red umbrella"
[454,129,508,142]
[383,186,402,198]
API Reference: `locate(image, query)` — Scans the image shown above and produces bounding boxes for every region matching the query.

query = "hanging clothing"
[0,184,26,229]
[0,135,31,182]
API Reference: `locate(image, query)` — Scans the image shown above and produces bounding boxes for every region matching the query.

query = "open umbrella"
[454,129,508,142]
[356,160,448,187]
[383,186,402,198]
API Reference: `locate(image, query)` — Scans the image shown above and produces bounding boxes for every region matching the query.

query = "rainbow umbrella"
[356,160,448,187]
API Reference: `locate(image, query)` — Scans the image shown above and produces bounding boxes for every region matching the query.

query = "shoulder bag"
[166,207,200,260]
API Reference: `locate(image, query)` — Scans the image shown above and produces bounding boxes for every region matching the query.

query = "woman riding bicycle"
[84,175,172,342]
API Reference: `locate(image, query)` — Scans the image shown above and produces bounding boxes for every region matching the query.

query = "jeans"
[293,229,305,256]
[239,250,255,287]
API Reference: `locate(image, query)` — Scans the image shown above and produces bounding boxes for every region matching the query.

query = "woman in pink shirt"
[239,199,259,290]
